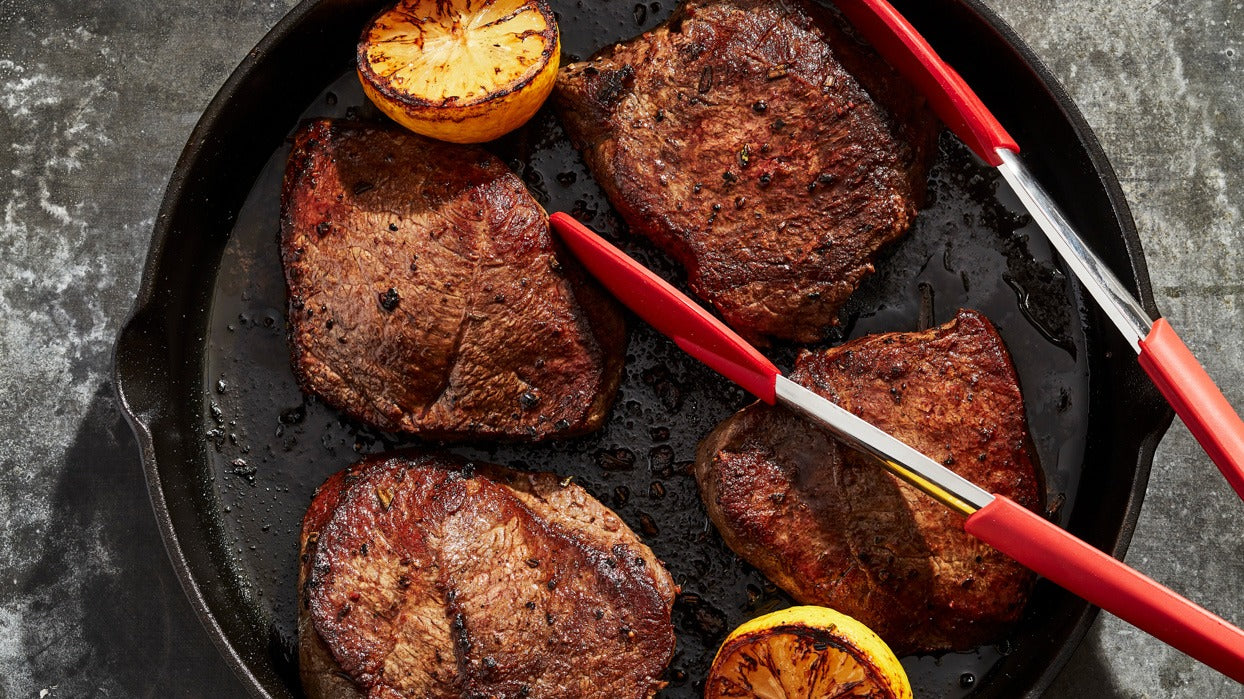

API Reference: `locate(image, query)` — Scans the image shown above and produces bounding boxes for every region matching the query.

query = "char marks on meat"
[696,310,1041,654]
[555,0,939,343]
[299,452,678,698]
[281,119,625,440]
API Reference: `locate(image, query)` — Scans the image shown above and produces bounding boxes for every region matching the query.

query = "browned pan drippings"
[209,85,1084,699]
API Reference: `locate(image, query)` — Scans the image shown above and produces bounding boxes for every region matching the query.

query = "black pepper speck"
[378,288,401,312]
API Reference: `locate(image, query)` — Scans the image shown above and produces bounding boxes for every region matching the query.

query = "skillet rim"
[112,0,1174,696]
[951,1,1171,693]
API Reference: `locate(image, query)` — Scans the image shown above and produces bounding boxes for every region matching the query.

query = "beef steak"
[695,310,1041,654]
[299,452,678,698]
[555,0,939,343]
[281,119,625,440]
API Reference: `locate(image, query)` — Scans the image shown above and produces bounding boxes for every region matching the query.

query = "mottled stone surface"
[992,3,1244,696]
[0,3,301,696]
[0,1,1239,697]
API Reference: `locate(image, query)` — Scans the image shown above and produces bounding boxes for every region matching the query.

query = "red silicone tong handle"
[1139,319,1244,500]
[841,0,1244,501]
[966,497,1244,682]
[833,0,1017,165]
[553,213,1244,681]
[549,213,781,403]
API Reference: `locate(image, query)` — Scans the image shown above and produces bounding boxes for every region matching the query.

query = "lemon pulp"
[358,0,560,143]
[706,606,912,699]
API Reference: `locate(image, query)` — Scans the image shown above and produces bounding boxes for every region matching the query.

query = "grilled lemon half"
[706,606,912,698]
[357,0,560,143]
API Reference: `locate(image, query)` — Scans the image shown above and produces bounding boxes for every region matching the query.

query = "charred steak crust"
[298,453,678,698]
[555,0,939,343]
[695,310,1042,654]
[299,469,362,699]
[280,119,626,441]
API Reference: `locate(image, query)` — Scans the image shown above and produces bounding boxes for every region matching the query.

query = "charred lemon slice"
[358,0,560,143]
[706,606,912,699]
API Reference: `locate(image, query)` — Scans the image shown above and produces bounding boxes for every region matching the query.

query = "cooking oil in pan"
[201,6,1092,696]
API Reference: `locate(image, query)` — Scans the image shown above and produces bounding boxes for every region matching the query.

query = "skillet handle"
[833,0,1017,165]
[1138,318,1244,501]
[965,496,1244,683]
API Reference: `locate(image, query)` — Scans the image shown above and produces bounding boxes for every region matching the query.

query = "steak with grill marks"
[281,119,625,441]
[555,0,940,343]
[695,310,1042,654]
[298,452,678,698]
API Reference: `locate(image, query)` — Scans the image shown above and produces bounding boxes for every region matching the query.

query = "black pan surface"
[114,1,1172,696]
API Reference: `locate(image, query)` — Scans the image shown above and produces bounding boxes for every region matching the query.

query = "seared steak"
[695,310,1041,654]
[281,119,625,440]
[299,452,678,698]
[555,0,939,343]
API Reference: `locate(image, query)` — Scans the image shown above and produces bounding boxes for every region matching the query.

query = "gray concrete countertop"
[1,1,1240,696]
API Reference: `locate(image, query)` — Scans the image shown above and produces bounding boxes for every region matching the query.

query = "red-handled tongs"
[831,0,1244,500]
[549,212,1244,683]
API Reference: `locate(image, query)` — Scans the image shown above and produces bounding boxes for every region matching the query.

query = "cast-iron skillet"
[114,0,1172,696]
